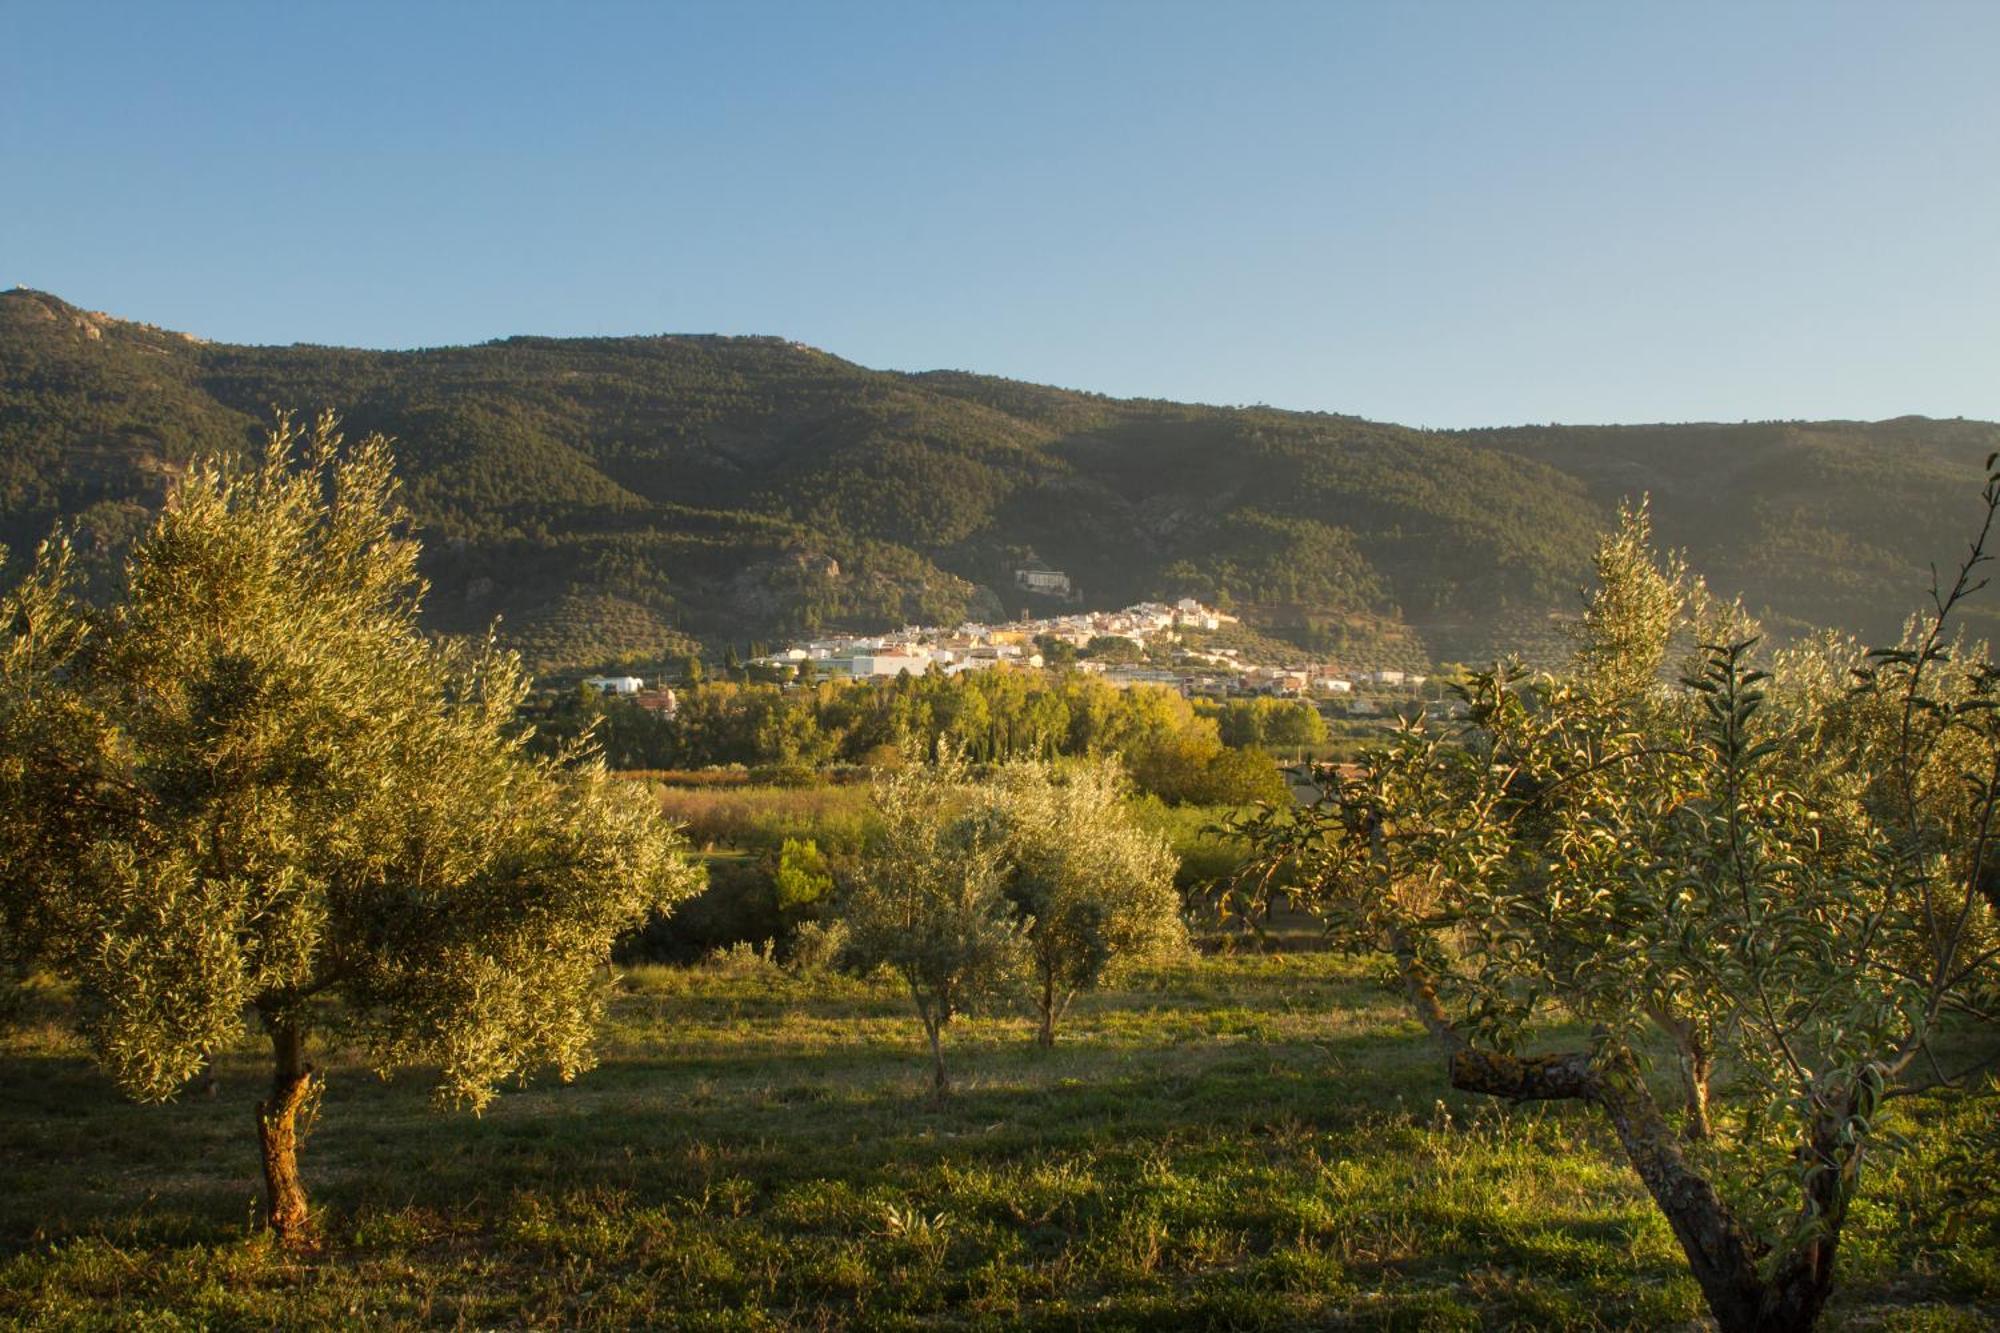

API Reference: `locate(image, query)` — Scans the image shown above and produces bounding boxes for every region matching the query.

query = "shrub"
[774,838,836,915]
[703,940,778,975]
[975,760,1187,1046]
[837,757,1024,1097]
[783,919,849,976]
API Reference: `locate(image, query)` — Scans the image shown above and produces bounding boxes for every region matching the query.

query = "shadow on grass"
[4,963,1990,1329]
[0,1004,1573,1257]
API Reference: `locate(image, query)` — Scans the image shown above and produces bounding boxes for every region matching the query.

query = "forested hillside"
[2,287,1990,672]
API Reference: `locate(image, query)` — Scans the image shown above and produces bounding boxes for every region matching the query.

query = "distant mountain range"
[2,286,1992,673]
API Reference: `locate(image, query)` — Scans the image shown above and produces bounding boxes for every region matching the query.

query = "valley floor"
[2,955,1994,1330]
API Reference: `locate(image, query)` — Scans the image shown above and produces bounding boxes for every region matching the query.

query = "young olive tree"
[0,413,700,1247]
[1233,476,2000,1332]
[1555,497,1755,1138]
[839,756,1024,1097]
[1564,496,1686,703]
[975,759,1184,1047]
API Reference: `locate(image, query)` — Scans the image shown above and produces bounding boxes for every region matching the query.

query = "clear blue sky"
[5,1,1997,428]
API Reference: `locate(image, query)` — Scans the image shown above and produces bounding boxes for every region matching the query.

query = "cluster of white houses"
[738,598,1429,701]
[579,599,1436,710]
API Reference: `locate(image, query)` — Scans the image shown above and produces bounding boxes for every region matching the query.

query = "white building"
[582,675,643,696]
[1172,597,1231,631]
[1015,567,1073,596]
[850,652,929,677]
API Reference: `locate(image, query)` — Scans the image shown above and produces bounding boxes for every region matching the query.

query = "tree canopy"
[837,755,1024,1097]
[1232,489,2000,1332]
[0,413,700,1245]
[974,759,1185,1046]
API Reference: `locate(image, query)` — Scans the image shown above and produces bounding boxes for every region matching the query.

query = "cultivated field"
[2,954,1994,1330]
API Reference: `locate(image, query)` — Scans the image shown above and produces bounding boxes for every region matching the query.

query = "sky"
[4,1,1998,428]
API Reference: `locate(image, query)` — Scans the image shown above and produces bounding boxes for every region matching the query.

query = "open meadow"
[3,952,1994,1331]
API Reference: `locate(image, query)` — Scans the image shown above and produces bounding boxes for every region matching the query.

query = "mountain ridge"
[3,286,1991,673]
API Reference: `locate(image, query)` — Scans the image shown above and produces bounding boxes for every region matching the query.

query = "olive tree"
[1555,497,1754,1138]
[975,759,1184,1047]
[1564,496,1686,703]
[1233,475,2000,1332]
[0,413,700,1246]
[838,756,1024,1097]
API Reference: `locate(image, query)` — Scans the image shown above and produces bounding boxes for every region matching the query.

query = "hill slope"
[2,287,1991,672]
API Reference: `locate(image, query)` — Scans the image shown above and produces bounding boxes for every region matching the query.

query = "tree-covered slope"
[1464,417,1998,641]
[2,287,1990,672]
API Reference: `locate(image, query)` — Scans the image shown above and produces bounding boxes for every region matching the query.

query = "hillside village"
[586,597,1435,716]
[762,597,1430,697]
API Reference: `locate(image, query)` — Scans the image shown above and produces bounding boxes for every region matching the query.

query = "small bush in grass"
[704,940,778,975]
[774,838,835,915]
[783,920,849,976]
[837,756,1024,1098]
[974,760,1188,1047]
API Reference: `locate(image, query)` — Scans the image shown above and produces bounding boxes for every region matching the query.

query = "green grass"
[2,955,1995,1329]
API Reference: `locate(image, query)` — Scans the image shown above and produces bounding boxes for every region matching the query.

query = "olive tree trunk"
[1034,965,1081,1050]
[1449,1043,1850,1333]
[256,1021,319,1248]
[1680,1043,1715,1142]
[924,1016,948,1099]
[1644,999,1715,1140]
[1037,972,1057,1049]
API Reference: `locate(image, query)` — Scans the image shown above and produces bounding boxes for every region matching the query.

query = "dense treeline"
[1468,416,2000,641]
[1196,694,1331,749]
[9,287,1991,675]
[532,670,1296,805]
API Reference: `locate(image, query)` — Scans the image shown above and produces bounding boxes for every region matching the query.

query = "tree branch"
[1449,1047,1599,1101]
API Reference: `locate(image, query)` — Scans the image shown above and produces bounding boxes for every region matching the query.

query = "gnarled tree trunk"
[1387,927,1853,1332]
[1681,1043,1714,1141]
[1753,1100,1859,1333]
[256,1020,319,1248]
[1448,1041,1848,1333]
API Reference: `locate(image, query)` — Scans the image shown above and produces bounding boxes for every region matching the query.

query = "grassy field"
[652,783,881,857]
[2,953,1995,1330]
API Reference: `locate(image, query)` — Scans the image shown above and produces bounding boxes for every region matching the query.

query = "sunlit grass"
[1,955,1993,1328]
